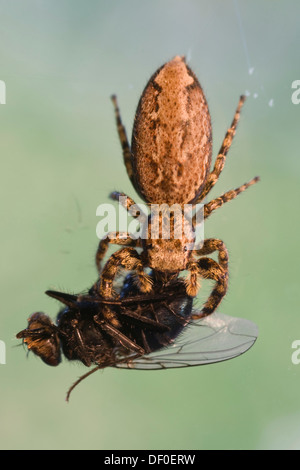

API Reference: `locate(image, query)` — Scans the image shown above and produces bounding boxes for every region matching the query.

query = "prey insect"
[96,55,259,319]
[16,275,258,401]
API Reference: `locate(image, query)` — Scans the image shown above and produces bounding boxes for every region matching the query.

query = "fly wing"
[115,312,258,370]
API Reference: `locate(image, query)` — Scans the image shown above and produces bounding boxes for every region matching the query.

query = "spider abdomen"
[131,56,212,205]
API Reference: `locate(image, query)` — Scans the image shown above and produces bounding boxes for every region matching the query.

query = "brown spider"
[95,56,259,318]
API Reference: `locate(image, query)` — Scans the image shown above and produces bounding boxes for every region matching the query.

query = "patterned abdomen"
[131,56,212,204]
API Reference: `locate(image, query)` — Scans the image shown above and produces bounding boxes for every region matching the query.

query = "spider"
[95,56,259,317]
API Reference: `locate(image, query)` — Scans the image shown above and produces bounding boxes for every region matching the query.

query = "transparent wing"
[115,312,258,370]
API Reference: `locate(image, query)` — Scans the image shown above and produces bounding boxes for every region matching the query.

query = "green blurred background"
[0,0,299,450]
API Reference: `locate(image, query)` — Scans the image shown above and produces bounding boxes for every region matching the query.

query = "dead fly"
[17,275,258,401]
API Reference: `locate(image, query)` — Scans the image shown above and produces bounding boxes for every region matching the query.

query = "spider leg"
[194,238,228,271]
[110,191,148,224]
[186,257,228,318]
[111,95,135,187]
[185,239,227,298]
[96,191,147,272]
[96,247,152,337]
[204,176,259,220]
[98,247,152,298]
[95,232,141,273]
[192,176,259,226]
[195,95,246,203]
[184,255,202,297]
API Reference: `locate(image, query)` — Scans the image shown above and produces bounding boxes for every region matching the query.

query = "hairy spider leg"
[186,257,228,317]
[111,94,134,184]
[192,176,260,226]
[195,95,246,203]
[96,233,141,273]
[98,247,152,298]
[95,191,147,272]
